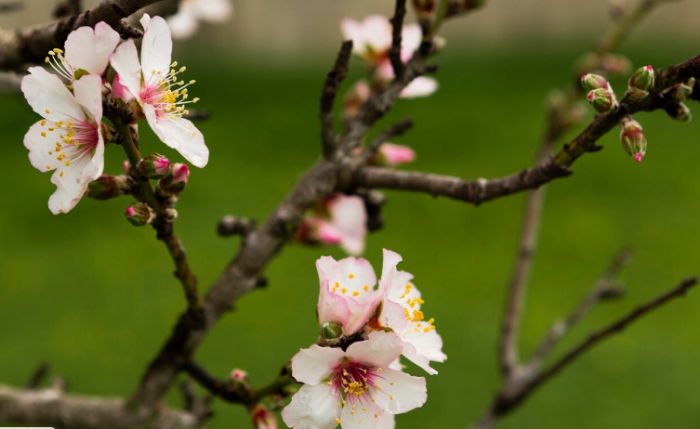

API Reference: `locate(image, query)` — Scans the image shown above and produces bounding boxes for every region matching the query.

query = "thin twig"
[320,41,353,159]
[389,0,407,77]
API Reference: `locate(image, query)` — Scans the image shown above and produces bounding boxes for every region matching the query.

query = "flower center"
[40,118,99,176]
[45,48,74,82]
[332,360,375,400]
[140,62,199,118]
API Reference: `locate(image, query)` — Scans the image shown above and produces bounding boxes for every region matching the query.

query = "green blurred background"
[2,1,700,428]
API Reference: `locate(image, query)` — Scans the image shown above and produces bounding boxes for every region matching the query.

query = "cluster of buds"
[582,73,618,113]
[625,65,655,101]
[619,116,647,163]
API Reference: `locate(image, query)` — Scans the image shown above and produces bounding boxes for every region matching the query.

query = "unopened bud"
[581,73,609,92]
[628,65,655,92]
[88,175,131,200]
[372,143,416,167]
[670,79,694,102]
[230,368,248,383]
[320,321,343,340]
[666,102,692,122]
[619,116,647,163]
[138,153,171,179]
[587,87,618,113]
[125,203,154,226]
[158,163,190,194]
[251,404,277,429]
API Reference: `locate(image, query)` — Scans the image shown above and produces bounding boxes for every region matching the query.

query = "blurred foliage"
[1,40,699,428]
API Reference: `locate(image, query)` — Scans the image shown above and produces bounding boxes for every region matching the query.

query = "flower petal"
[291,344,344,385]
[372,368,427,414]
[400,76,438,99]
[73,74,103,122]
[317,280,352,332]
[65,22,121,75]
[110,40,143,99]
[401,327,446,375]
[143,106,209,167]
[21,67,85,122]
[380,249,402,285]
[340,400,395,429]
[346,331,402,368]
[362,15,392,54]
[168,11,199,40]
[400,24,422,55]
[140,14,173,85]
[281,383,340,429]
[24,120,62,173]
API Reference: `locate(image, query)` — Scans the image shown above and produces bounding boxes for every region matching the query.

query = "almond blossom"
[340,15,438,99]
[281,331,427,429]
[21,70,105,214]
[168,0,233,40]
[297,194,368,255]
[44,21,120,82]
[373,143,416,167]
[316,254,384,337]
[374,250,446,375]
[110,14,209,168]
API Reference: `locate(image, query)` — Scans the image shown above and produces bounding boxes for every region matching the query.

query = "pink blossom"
[376,142,415,166]
[110,14,209,168]
[282,331,427,429]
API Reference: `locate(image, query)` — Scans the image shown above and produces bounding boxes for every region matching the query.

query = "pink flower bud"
[111,74,134,102]
[125,203,153,226]
[230,369,248,382]
[376,143,416,166]
[620,116,647,163]
[158,163,190,194]
[138,153,171,179]
[251,404,277,429]
[172,163,190,184]
[581,73,609,92]
[587,87,618,113]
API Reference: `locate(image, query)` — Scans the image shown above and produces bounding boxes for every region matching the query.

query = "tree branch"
[389,0,407,77]
[320,41,353,159]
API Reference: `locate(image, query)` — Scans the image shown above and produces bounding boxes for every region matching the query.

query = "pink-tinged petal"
[400,24,422,56]
[65,22,120,75]
[318,281,352,332]
[73,75,103,122]
[361,15,392,54]
[168,11,200,40]
[375,59,395,82]
[328,195,367,256]
[281,383,340,429]
[110,40,142,98]
[24,120,62,173]
[372,368,427,414]
[346,331,402,368]
[316,255,338,284]
[291,344,344,385]
[191,0,232,22]
[111,74,134,102]
[379,143,415,166]
[140,14,173,85]
[317,221,343,245]
[143,106,209,167]
[21,67,84,122]
[400,76,438,99]
[380,249,403,284]
[379,300,409,333]
[340,400,395,429]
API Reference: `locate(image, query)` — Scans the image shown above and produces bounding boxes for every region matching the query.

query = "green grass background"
[1,37,700,428]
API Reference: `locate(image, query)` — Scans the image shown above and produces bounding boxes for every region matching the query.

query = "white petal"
[110,40,143,99]
[400,77,438,99]
[281,384,341,429]
[379,300,409,333]
[140,14,173,85]
[21,67,85,122]
[168,11,199,40]
[380,249,402,285]
[73,75,103,122]
[65,22,121,75]
[24,120,62,173]
[291,344,344,385]
[143,106,209,167]
[371,368,427,414]
[362,15,392,54]
[340,400,394,429]
[346,331,402,369]
[340,18,366,56]
[400,24,422,55]
[316,256,338,283]
[191,0,232,22]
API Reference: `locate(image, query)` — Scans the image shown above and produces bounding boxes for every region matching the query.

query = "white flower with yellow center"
[21,69,105,214]
[282,331,427,429]
[110,14,209,168]
[376,249,447,375]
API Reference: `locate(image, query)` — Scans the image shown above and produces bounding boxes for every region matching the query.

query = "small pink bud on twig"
[230,368,248,382]
[158,163,190,194]
[88,175,131,200]
[138,153,171,179]
[620,116,647,163]
[625,65,655,101]
[125,203,154,226]
[586,87,618,113]
[581,73,609,92]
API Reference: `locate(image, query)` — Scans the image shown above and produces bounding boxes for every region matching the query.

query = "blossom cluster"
[282,249,446,428]
[21,15,208,214]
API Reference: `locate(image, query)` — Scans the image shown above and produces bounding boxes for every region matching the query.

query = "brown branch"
[0,384,197,429]
[217,215,256,237]
[0,0,162,71]
[53,0,82,18]
[320,41,353,159]
[389,0,407,77]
